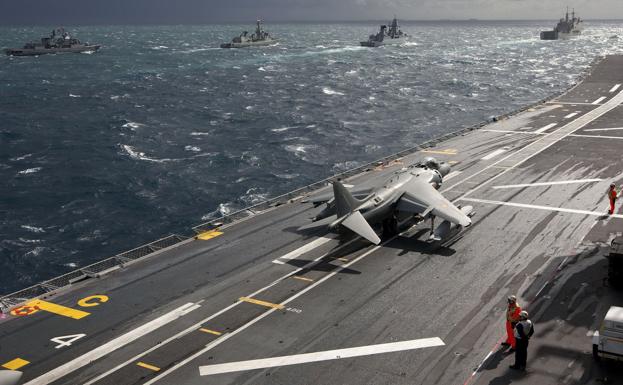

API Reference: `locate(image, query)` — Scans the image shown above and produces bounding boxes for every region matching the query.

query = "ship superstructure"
[360,17,408,47]
[540,8,584,40]
[4,27,100,56]
[220,20,277,48]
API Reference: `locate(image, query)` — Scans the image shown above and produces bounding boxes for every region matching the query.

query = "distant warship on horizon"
[360,17,408,47]
[540,8,584,40]
[4,28,100,56]
[220,20,277,48]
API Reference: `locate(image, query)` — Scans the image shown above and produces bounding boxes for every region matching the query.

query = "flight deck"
[2,55,623,385]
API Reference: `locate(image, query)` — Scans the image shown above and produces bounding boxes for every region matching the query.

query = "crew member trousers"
[514,338,529,369]
[505,321,516,348]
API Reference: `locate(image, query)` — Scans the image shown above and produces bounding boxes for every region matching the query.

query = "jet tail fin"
[341,210,381,245]
[332,181,363,217]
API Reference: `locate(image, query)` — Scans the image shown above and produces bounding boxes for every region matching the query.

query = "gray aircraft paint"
[308,158,472,244]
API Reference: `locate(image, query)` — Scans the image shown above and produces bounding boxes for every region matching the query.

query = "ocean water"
[1,20,622,294]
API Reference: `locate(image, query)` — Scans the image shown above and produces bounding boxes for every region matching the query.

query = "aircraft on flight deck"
[305,157,474,244]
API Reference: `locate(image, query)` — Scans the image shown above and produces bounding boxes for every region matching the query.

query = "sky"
[0,0,621,25]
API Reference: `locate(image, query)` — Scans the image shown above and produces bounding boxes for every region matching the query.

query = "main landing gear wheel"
[382,217,398,239]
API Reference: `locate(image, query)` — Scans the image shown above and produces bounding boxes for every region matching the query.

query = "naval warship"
[540,8,584,40]
[220,20,277,48]
[4,28,100,56]
[360,17,407,47]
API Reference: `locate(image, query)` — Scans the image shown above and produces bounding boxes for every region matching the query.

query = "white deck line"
[142,239,396,385]
[459,197,623,219]
[483,129,544,135]
[547,101,596,105]
[198,338,445,376]
[492,179,602,189]
[564,112,579,119]
[583,127,623,132]
[22,302,199,385]
[81,235,362,385]
[592,96,607,105]
[272,237,334,264]
[443,88,623,199]
[481,148,507,160]
[444,170,462,180]
[570,134,623,140]
[534,122,557,134]
[610,84,621,93]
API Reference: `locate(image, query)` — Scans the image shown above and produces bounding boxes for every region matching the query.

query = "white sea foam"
[120,144,173,163]
[322,87,344,96]
[122,122,143,129]
[69,93,81,98]
[19,238,42,244]
[10,153,32,161]
[185,145,201,152]
[201,202,235,220]
[275,173,299,179]
[181,48,216,53]
[21,225,45,233]
[271,126,297,132]
[151,45,169,50]
[110,93,131,100]
[24,246,46,257]
[258,67,266,71]
[18,167,42,175]
[190,132,211,136]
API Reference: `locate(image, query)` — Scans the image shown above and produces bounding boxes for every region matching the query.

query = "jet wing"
[396,179,471,227]
[303,186,373,205]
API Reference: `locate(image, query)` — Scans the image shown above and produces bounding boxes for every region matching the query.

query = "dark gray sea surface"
[1,20,622,294]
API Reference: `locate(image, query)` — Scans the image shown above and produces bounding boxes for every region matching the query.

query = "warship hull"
[220,39,276,49]
[360,36,407,47]
[4,45,101,56]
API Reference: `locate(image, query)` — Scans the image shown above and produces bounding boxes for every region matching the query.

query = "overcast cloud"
[0,0,621,25]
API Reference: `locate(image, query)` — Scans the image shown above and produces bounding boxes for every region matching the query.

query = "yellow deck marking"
[448,160,459,164]
[239,297,285,310]
[25,299,90,319]
[421,149,458,155]
[199,328,223,336]
[78,295,109,307]
[136,362,161,371]
[292,275,314,282]
[2,358,30,370]
[196,230,223,240]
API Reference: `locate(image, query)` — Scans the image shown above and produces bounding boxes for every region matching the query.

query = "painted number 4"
[51,334,86,349]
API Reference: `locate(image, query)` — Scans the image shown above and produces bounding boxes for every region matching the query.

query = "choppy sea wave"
[1,20,623,294]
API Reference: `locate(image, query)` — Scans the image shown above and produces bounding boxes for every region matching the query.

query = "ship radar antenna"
[565,6,569,21]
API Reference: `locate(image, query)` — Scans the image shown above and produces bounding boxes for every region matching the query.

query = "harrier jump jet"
[307,157,473,244]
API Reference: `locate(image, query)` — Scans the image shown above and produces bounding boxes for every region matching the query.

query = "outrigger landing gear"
[382,215,399,239]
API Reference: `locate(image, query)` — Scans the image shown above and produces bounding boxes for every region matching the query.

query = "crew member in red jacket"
[608,183,618,215]
[503,295,521,351]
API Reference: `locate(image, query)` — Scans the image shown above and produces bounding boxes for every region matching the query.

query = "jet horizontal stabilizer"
[341,210,381,245]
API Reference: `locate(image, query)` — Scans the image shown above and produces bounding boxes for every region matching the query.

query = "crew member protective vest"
[514,320,533,339]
